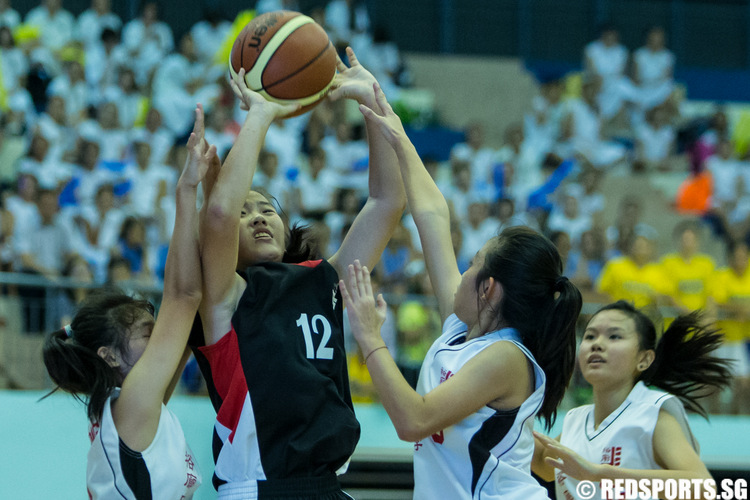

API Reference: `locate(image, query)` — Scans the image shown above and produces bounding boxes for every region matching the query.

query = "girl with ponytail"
[339,83,582,499]
[42,106,215,499]
[533,300,731,500]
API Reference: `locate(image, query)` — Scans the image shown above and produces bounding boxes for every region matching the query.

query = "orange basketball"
[229,11,337,117]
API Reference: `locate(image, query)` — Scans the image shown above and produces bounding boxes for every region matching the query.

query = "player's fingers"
[544,457,564,470]
[354,260,367,298]
[361,265,373,296]
[347,263,358,298]
[346,46,359,66]
[336,54,348,72]
[186,132,198,149]
[358,103,381,123]
[204,144,217,163]
[339,279,352,304]
[376,293,387,314]
[373,82,393,114]
[533,431,553,445]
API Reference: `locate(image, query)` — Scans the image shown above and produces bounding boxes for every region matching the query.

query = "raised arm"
[327,47,406,275]
[340,260,531,441]
[199,70,299,345]
[356,83,460,322]
[114,105,215,451]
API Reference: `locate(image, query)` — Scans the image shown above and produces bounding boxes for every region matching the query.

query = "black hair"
[593,301,732,417]
[42,290,154,421]
[251,188,319,263]
[476,226,582,429]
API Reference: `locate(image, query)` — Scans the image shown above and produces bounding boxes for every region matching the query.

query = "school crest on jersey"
[601,446,622,466]
[428,368,455,445]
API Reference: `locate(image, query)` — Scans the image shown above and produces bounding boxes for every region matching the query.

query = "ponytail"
[41,290,153,422]
[477,227,583,430]
[534,278,582,429]
[42,328,119,421]
[642,312,731,417]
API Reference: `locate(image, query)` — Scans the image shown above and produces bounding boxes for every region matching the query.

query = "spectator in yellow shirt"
[708,239,750,414]
[597,233,669,308]
[660,220,716,313]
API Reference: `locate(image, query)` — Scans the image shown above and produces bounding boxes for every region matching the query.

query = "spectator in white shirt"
[583,23,639,120]
[324,0,370,48]
[25,0,75,51]
[121,1,174,86]
[546,183,593,248]
[203,105,235,161]
[633,105,676,173]
[320,120,369,191]
[101,67,144,129]
[35,94,76,162]
[63,182,124,282]
[77,101,128,162]
[562,77,627,169]
[75,0,121,49]
[0,0,20,29]
[84,27,128,91]
[6,173,41,247]
[450,121,496,185]
[458,201,500,266]
[17,187,73,278]
[47,59,89,125]
[122,139,176,221]
[297,146,337,219]
[190,8,231,66]
[633,25,675,112]
[16,132,73,190]
[129,108,176,166]
[67,139,121,208]
[152,32,219,137]
[0,26,27,92]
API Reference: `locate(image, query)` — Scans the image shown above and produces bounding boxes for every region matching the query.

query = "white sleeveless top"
[87,388,202,499]
[555,382,697,500]
[413,314,549,500]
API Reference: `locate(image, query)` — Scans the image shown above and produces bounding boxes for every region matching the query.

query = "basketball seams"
[264,42,334,92]
[244,15,314,91]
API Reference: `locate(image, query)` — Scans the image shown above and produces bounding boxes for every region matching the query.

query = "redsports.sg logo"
[575,478,748,500]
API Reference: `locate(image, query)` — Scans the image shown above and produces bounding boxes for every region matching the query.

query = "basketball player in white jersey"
[533,301,731,500]
[340,82,583,499]
[42,105,215,498]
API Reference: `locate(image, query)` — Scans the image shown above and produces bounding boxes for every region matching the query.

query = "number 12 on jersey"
[296,313,334,360]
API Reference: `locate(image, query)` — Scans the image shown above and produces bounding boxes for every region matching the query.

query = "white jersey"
[413,314,549,500]
[87,388,202,499]
[555,382,698,500]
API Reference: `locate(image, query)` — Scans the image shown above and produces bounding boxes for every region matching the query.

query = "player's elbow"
[205,201,236,231]
[394,418,432,443]
[395,424,422,443]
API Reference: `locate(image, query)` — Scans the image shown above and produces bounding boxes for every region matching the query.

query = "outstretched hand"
[357,81,407,148]
[181,104,217,188]
[229,67,300,119]
[533,431,602,481]
[339,260,388,352]
[328,46,379,109]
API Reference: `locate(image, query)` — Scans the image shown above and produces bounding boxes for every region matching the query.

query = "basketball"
[229,10,337,117]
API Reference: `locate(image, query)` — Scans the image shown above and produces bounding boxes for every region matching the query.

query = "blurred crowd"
[1,1,749,413]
